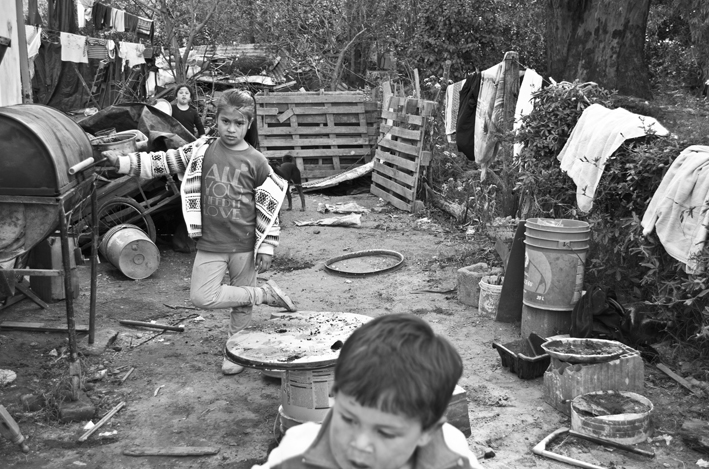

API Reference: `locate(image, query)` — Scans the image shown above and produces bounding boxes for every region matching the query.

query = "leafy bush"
[513,80,707,342]
[514,81,616,218]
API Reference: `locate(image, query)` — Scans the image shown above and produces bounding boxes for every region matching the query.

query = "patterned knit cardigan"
[116,137,288,258]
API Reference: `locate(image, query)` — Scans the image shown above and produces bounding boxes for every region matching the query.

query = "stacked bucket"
[521,218,590,339]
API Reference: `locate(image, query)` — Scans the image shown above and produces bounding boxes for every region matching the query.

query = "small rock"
[20,393,45,412]
[313,230,320,234]
[0,369,17,386]
[483,447,495,458]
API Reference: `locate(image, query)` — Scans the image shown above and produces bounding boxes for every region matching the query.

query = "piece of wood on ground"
[78,401,125,442]
[120,367,135,384]
[123,446,221,457]
[679,419,709,455]
[656,363,704,397]
[118,319,184,332]
[0,322,89,333]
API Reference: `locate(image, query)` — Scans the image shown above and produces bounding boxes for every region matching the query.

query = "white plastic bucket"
[281,367,335,423]
[478,275,503,317]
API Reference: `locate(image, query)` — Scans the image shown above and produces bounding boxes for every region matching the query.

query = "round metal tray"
[324,249,404,277]
[541,338,625,364]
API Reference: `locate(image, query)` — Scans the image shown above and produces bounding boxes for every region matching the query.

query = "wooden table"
[225,311,371,428]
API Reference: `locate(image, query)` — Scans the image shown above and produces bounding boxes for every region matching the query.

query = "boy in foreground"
[254,313,484,469]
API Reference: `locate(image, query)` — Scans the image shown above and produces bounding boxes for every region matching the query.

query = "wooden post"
[413,69,421,99]
[15,0,32,103]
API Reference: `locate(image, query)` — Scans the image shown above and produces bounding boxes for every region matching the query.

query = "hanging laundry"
[49,0,79,33]
[86,38,108,59]
[136,17,154,40]
[445,79,466,142]
[512,69,543,158]
[557,103,669,213]
[92,3,111,30]
[124,13,139,34]
[474,61,507,177]
[112,9,125,32]
[60,32,88,63]
[107,39,116,59]
[25,26,43,79]
[119,41,146,68]
[456,72,481,162]
[641,146,709,274]
[27,0,43,26]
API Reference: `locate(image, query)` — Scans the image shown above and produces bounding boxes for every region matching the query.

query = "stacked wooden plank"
[255,92,379,180]
[370,97,437,212]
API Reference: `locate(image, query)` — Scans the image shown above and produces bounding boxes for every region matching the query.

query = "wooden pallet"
[370,96,437,212]
[255,91,379,179]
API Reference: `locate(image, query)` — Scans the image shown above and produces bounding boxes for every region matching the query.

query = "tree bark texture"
[546,0,652,99]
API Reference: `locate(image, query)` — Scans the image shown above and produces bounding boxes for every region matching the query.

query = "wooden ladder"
[90,59,109,104]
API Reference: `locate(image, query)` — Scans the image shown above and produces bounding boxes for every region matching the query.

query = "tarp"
[77,103,196,144]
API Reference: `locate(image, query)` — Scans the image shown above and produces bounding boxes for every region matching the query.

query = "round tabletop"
[224,311,371,370]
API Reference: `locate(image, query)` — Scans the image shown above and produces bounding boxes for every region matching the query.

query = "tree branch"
[330,27,366,91]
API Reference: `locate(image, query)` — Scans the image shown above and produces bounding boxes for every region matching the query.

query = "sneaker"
[261,280,297,312]
[222,358,245,375]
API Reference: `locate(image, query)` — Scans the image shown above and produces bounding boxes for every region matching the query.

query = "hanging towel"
[557,103,669,213]
[112,9,125,32]
[445,79,466,141]
[119,41,146,68]
[474,62,506,177]
[60,32,88,63]
[641,146,709,274]
[456,72,481,162]
[136,17,154,39]
[512,69,543,158]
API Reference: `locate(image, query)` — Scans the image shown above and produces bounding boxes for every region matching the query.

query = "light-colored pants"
[190,250,258,336]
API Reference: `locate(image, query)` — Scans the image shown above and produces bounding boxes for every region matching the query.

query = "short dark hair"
[332,313,463,430]
[282,154,294,163]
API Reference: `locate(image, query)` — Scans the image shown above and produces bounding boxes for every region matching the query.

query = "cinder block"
[543,343,644,416]
[58,391,96,423]
[446,385,471,437]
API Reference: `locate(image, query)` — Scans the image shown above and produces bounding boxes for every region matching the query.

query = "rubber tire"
[97,197,157,242]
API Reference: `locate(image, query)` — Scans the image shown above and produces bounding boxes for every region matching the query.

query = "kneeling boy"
[254,313,484,469]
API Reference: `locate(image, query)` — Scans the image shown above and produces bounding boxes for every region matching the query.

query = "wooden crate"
[255,91,379,180]
[370,97,437,212]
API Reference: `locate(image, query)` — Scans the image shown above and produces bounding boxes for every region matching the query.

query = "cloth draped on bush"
[557,104,669,213]
[641,145,709,274]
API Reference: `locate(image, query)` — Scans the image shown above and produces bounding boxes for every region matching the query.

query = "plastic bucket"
[478,275,503,317]
[523,218,590,311]
[99,224,160,280]
[281,367,334,423]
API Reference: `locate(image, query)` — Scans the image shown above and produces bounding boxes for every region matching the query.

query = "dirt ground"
[1,191,708,468]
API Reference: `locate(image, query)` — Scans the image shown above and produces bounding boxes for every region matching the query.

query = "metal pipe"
[89,177,98,345]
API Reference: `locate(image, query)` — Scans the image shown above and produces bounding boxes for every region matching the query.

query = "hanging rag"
[112,9,125,32]
[119,41,146,68]
[86,38,108,59]
[557,103,669,213]
[124,13,139,34]
[474,62,506,177]
[456,72,481,162]
[60,32,88,63]
[27,0,43,26]
[49,0,79,33]
[512,69,543,159]
[445,79,466,142]
[106,39,116,59]
[641,145,709,274]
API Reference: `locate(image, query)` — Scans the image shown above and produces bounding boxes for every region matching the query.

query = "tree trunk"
[546,0,652,99]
